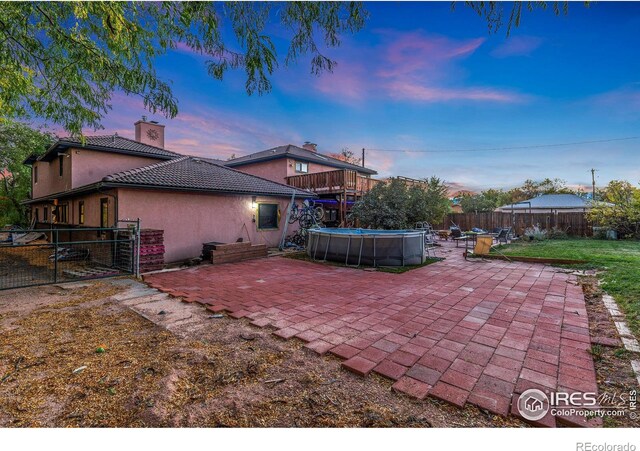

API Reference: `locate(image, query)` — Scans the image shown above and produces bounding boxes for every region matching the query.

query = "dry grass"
[0,281,523,428]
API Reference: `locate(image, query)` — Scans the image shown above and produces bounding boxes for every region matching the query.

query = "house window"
[100,198,108,228]
[294,161,308,173]
[59,155,64,177]
[257,203,279,230]
[43,206,49,222]
[55,204,68,224]
[34,208,39,223]
[34,165,38,184]
[78,201,85,225]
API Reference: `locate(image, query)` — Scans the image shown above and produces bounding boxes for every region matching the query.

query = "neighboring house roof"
[225,144,378,175]
[25,135,181,164]
[498,193,599,210]
[25,156,315,203]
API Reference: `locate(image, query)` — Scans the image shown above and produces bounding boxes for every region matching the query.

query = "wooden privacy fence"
[434,212,593,237]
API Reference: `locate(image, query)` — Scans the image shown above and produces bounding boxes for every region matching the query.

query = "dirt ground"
[0,279,524,428]
[579,275,640,428]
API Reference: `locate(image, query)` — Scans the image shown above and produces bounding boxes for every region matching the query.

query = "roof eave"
[35,140,176,163]
[101,181,317,198]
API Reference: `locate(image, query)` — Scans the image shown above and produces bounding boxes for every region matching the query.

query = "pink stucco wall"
[31,191,117,227]
[233,157,359,184]
[117,188,299,262]
[230,159,289,184]
[32,148,163,199]
[70,148,161,189]
[31,157,72,199]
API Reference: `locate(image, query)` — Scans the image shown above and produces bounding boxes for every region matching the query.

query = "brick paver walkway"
[145,243,599,427]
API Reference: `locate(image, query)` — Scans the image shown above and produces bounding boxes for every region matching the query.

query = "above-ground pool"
[307,228,426,267]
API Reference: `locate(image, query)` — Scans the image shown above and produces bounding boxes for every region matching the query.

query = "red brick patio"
[144,243,600,427]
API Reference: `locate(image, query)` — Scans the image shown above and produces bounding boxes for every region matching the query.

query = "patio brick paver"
[144,241,598,427]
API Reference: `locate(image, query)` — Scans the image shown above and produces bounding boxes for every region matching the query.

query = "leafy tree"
[418,177,451,224]
[506,178,574,204]
[350,177,449,229]
[0,120,56,225]
[0,2,367,134]
[460,193,495,213]
[587,180,640,239]
[328,147,362,165]
[460,188,511,213]
[460,1,575,37]
[1,2,585,135]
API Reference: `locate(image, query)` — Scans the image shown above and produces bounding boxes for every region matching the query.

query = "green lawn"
[495,238,640,335]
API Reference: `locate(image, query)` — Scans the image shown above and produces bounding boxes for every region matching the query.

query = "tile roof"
[101,156,315,197]
[225,144,378,175]
[37,135,181,162]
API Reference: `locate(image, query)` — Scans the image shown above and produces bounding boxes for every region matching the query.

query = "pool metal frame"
[308,228,427,267]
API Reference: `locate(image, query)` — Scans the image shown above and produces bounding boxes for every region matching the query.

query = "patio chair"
[473,235,493,256]
[493,227,511,245]
[424,232,437,258]
[450,228,469,247]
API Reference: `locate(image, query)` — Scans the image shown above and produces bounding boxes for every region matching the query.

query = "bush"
[546,226,568,240]
[523,225,547,241]
[587,180,640,239]
[350,176,450,229]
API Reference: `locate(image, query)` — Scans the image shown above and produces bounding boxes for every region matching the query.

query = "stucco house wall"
[116,188,298,262]
[31,148,161,199]
[229,159,289,184]
[70,148,161,189]
[232,158,365,185]
[31,157,72,199]
[31,191,117,228]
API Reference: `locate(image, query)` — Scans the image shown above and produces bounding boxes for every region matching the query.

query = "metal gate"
[0,226,140,291]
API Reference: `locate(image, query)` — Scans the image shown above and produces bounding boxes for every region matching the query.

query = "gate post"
[135,219,141,278]
[53,228,58,283]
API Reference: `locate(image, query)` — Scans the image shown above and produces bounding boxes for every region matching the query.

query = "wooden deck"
[286,169,380,195]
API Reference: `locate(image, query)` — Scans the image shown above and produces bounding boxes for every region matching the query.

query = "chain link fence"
[0,227,139,290]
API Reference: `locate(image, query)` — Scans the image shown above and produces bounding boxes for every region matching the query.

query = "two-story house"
[225,143,378,224]
[23,120,312,262]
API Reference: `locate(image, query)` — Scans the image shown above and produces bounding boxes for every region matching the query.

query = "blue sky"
[99,1,640,192]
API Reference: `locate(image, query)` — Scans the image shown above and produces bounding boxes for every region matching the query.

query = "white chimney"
[134,118,165,148]
[302,141,317,152]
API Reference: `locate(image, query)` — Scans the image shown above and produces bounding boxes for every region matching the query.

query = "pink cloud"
[380,33,484,78]
[586,84,640,111]
[491,36,543,58]
[314,62,370,100]
[285,30,525,105]
[388,82,525,103]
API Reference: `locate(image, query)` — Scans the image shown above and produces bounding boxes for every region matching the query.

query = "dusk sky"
[98,1,640,192]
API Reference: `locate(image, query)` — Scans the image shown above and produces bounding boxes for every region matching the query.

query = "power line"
[366,136,640,154]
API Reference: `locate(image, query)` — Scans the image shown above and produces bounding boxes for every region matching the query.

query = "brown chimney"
[302,142,317,152]
[135,117,165,148]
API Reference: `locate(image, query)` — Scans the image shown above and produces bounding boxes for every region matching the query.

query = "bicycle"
[288,199,324,227]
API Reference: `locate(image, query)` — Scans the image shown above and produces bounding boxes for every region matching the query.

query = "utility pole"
[590,168,597,200]
[362,148,365,168]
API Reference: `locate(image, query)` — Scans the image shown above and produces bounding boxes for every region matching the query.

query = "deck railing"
[286,169,380,194]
